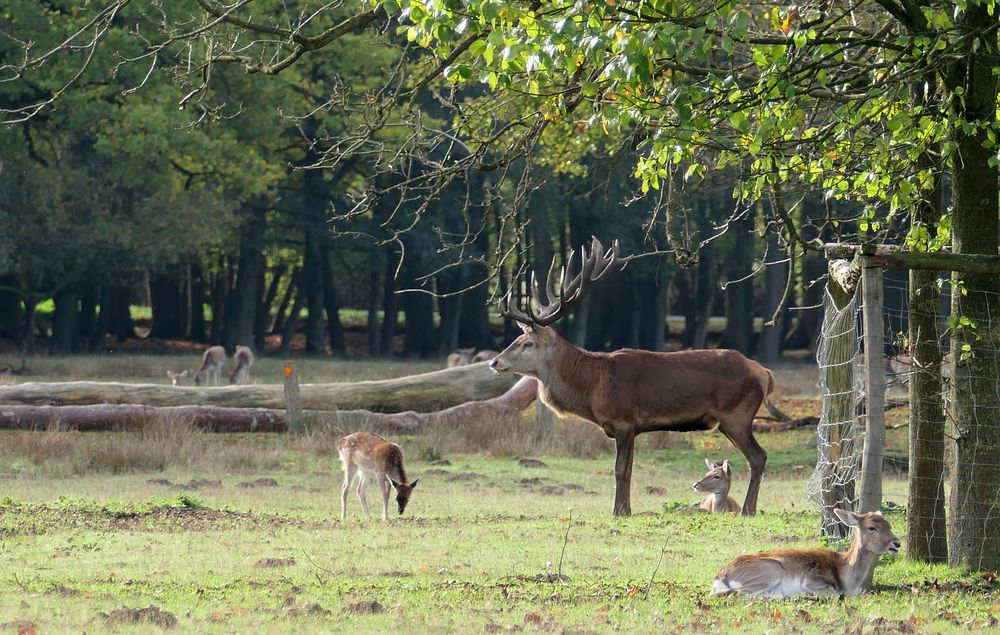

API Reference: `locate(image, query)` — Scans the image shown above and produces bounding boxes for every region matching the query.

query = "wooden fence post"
[283,361,303,434]
[860,261,886,513]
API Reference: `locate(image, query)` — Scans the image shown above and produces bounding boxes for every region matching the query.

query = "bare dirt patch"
[430,459,452,466]
[103,605,178,629]
[445,472,482,482]
[255,557,296,568]
[343,599,385,614]
[44,584,79,596]
[286,602,331,617]
[517,477,544,487]
[237,477,279,488]
[645,486,667,495]
[425,468,450,476]
[517,458,547,468]
[538,485,564,496]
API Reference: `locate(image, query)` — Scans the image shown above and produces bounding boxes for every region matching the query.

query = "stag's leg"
[719,418,767,516]
[612,427,636,517]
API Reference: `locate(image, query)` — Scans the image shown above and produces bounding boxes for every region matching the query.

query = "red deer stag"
[489,237,771,516]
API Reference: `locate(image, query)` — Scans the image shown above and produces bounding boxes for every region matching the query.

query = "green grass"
[0,359,992,633]
[0,427,993,634]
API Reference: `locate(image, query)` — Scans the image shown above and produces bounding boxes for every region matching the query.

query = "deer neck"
[710,487,731,509]
[838,535,878,596]
[535,338,601,417]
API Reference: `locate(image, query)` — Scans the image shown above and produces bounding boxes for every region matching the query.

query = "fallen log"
[0,404,422,433]
[0,362,515,412]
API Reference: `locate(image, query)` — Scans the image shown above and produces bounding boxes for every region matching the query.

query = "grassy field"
[0,360,997,633]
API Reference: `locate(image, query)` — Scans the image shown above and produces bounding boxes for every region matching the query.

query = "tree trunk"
[271,267,301,335]
[322,248,346,357]
[189,263,207,343]
[209,256,228,345]
[691,240,718,349]
[223,209,266,350]
[149,271,184,339]
[303,233,326,354]
[0,362,518,412]
[279,284,307,356]
[945,6,1000,570]
[380,247,400,357]
[52,288,80,355]
[0,275,21,338]
[104,285,135,342]
[757,229,788,364]
[367,247,383,356]
[401,256,436,358]
[78,284,98,352]
[720,212,755,355]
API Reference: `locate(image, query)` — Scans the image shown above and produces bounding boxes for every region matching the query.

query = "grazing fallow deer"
[166,370,189,386]
[194,345,226,385]
[337,431,419,523]
[693,459,741,513]
[471,349,501,364]
[489,237,771,517]
[711,508,900,598]
[230,345,255,384]
[447,347,476,367]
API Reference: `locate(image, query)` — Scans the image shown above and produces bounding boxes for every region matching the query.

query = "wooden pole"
[283,361,303,434]
[859,261,886,513]
[824,243,1000,273]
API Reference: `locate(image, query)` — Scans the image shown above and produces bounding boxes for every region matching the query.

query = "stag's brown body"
[491,325,771,516]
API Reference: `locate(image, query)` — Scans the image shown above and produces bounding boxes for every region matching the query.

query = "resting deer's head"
[693,458,732,495]
[167,370,188,386]
[390,478,419,515]
[490,237,625,377]
[834,508,901,555]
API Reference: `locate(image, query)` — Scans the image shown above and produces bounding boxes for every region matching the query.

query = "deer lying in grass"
[194,345,226,385]
[471,349,500,363]
[166,370,188,386]
[447,347,476,367]
[489,237,771,516]
[711,509,900,598]
[693,459,740,513]
[230,345,254,384]
[337,431,419,523]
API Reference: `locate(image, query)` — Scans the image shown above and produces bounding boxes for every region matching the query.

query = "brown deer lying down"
[194,345,226,385]
[447,347,475,367]
[230,345,255,384]
[711,509,900,598]
[490,237,771,517]
[693,459,740,513]
[471,349,500,363]
[337,431,419,523]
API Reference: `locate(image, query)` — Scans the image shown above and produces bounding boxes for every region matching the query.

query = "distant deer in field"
[447,347,476,367]
[711,509,900,598]
[471,349,500,364]
[194,345,226,385]
[230,345,255,384]
[489,237,771,516]
[166,370,189,386]
[337,431,419,523]
[693,459,741,513]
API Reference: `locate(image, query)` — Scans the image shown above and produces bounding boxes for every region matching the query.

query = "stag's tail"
[760,369,792,422]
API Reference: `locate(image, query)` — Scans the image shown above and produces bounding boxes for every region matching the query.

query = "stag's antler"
[501,237,626,326]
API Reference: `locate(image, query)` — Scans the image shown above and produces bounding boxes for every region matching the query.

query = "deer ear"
[518,322,534,334]
[722,459,731,475]
[704,458,714,469]
[833,508,861,527]
[388,478,401,489]
[409,478,419,489]
[167,371,174,379]
[180,370,188,377]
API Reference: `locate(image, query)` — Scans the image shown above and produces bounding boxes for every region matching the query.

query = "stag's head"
[834,509,901,555]
[490,237,625,377]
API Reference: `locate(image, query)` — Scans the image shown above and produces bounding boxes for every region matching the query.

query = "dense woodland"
[0,1,848,362]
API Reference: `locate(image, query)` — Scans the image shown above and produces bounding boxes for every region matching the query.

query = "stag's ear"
[518,322,534,334]
[535,325,558,343]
